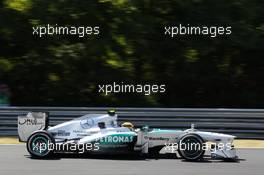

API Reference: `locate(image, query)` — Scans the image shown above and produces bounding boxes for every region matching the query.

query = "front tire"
[177,134,205,161]
[26,130,55,158]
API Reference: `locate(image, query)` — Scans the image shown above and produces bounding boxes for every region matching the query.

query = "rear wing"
[18,112,49,142]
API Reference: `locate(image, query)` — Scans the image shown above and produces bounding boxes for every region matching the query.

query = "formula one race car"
[18,110,237,161]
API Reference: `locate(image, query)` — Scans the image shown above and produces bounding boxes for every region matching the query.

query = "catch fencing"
[0,107,264,139]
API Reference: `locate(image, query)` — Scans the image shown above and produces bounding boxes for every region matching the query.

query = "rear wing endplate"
[18,112,49,142]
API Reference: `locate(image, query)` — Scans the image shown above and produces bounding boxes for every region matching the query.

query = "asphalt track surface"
[0,145,263,175]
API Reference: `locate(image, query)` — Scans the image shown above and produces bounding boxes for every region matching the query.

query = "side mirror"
[142,125,149,132]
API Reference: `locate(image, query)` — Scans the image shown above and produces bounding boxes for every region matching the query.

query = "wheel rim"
[180,136,203,159]
[30,136,50,156]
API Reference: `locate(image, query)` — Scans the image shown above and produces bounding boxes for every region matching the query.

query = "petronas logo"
[97,135,134,144]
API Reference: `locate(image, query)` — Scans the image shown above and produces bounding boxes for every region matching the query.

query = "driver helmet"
[121,122,134,129]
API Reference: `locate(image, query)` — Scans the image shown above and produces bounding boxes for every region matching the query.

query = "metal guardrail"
[0,107,264,139]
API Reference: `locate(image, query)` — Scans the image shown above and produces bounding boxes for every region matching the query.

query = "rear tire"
[177,134,205,161]
[26,130,55,158]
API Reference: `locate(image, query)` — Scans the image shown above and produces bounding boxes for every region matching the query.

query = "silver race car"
[18,110,237,161]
